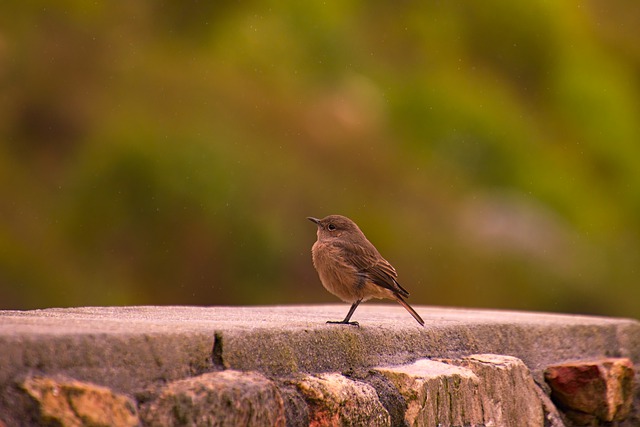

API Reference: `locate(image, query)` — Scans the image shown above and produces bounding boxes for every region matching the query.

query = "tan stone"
[454,354,546,426]
[377,358,482,426]
[376,355,545,427]
[294,373,390,426]
[140,370,285,427]
[21,376,139,427]
[544,358,635,423]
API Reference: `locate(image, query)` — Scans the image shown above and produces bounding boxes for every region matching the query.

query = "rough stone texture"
[533,382,569,427]
[376,355,545,427]
[274,381,311,427]
[292,373,390,426]
[377,358,482,426]
[0,305,639,425]
[343,369,408,427]
[2,306,638,381]
[139,370,286,427]
[545,358,635,424]
[453,354,546,425]
[21,376,139,427]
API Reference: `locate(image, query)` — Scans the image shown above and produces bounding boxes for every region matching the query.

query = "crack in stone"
[212,332,225,370]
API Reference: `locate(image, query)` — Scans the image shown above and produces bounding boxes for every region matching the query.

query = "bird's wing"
[336,239,410,298]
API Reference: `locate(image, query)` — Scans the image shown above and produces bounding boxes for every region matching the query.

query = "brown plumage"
[308,215,424,326]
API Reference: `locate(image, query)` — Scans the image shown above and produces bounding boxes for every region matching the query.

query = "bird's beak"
[307,217,321,225]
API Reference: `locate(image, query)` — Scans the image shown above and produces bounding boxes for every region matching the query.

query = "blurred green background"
[1,1,639,319]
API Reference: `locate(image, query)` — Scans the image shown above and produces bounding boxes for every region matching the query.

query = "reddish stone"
[544,358,635,423]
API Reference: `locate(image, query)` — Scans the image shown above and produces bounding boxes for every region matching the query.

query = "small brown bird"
[308,214,424,326]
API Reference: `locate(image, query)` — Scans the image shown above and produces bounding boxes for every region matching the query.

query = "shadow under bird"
[308,214,424,327]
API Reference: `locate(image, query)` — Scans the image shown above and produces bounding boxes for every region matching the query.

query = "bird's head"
[307,215,363,241]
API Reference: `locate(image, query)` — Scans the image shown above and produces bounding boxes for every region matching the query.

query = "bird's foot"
[326,320,360,327]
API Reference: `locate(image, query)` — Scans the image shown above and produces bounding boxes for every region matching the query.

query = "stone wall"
[1,305,638,426]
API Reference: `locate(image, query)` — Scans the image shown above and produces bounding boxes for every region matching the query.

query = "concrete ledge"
[1,305,639,426]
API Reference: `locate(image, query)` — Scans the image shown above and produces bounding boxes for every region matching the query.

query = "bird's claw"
[326,320,360,327]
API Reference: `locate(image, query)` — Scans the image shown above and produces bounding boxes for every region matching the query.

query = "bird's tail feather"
[394,295,424,326]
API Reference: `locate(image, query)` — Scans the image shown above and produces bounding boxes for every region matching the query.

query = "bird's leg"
[327,299,362,326]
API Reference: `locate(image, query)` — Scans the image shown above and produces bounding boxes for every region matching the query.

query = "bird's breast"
[311,241,361,302]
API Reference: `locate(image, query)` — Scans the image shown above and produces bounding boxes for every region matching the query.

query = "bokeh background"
[1,1,639,319]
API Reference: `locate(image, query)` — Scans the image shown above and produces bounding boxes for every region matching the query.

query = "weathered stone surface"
[377,359,482,426]
[275,381,311,427]
[0,305,639,425]
[139,370,286,427]
[1,305,638,382]
[532,382,568,427]
[344,369,408,427]
[376,355,546,427]
[545,358,635,424]
[293,373,390,426]
[21,376,139,427]
[453,354,545,426]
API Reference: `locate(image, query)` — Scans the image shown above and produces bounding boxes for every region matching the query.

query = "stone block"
[544,358,635,424]
[292,373,390,426]
[1,306,639,425]
[453,354,546,426]
[21,376,139,427]
[139,370,286,427]
[376,354,545,427]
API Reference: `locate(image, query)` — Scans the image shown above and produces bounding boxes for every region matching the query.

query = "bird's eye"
[327,223,336,231]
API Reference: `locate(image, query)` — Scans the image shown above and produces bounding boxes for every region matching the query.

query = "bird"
[307,214,424,326]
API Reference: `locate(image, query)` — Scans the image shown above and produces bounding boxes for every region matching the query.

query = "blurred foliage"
[1,1,639,319]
